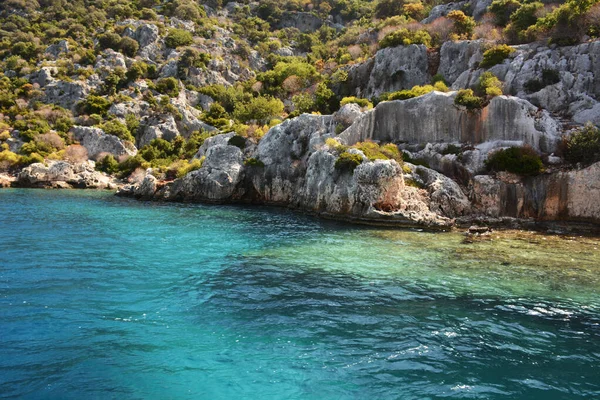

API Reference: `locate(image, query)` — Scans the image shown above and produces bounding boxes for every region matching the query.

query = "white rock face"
[138,115,181,147]
[439,40,485,84]
[339,91,562,154]
[18,161,114,189]
[333,103,364,128]
[167,144,245,202]
[470,162,600,224]
[71,126,137,159]
[366,45,430,98]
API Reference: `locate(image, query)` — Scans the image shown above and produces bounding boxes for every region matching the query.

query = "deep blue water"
[1,189,600,399]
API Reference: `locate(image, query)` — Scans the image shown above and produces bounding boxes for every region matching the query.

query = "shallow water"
[1,189,599,399]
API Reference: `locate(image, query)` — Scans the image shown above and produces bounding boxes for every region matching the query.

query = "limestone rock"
[339,91,562,154]
[138,115,180,147]
[17,161,114,189]
[167,144,244,201]
[365,45,430,98]
[71,126,137,159]
[333,103,363,129]
[439,40,485,85]
[195,132,235,158]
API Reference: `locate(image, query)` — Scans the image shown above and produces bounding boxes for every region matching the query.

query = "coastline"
[3,181,600,236]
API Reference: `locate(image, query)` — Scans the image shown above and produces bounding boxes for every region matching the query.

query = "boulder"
[71,126,137,159]
[167,144,245,201]
[138,115,180,147]
[333,103,363,129]
[364,45,430,98]
[17,161,115,189]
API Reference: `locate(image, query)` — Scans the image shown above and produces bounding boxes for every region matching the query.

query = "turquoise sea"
[1,189,599,399]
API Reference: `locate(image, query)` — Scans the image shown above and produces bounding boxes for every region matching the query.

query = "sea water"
[1,189,599,399]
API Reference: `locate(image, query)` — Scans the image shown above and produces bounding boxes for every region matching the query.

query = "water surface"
[1,189,599,399]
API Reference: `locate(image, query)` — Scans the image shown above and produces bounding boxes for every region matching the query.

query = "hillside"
[1,0,600,228]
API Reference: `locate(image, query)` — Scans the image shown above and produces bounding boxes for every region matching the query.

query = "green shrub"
[486,146,543,175]
[524,69,561,93]
[480,44,515,68]
[455,89,484,110]
[100,120,134,143]
[335,151,363,172]
[0,149,21,169]
[228,135,246,149]
[565,123,600,165]
[78,95,112,116]
[97,32,122,51]
[340,97,373,109]
[510,2,544,33]
[447,10,476,38]
[379,28,432,48]
[173,158,204,179]
[478,72,503,97]
[488,0,522,26]
[96,154,119,174]
[155,77,180,98]
[119,37,139,57]
[352,141,402,162]
[387,82,448,101]
[165,28,194,48]
[233,96,284,124]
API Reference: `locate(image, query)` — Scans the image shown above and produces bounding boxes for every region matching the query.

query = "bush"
[480,44,515,68]
[233,96,284,123]
[340,97,373,109]
[478,72,503,97]
[486,146,543,175]
[447,10,476,38]
[78,95,112,116]
[387,82,448,101]
[335,151,363,172]
[165,29,194,48]
[565,123,600,165]
[0,149,21,170]
[172,158,204,179]
[228,135,246,149]
[119,36,139,57]
[510,2,544,33]
[100,120,135,143]
[488,0,522,26]
[524,69,561,93]
[155,77,180,98]
[455,89,484,110]
[96,154,119,174]
[379,28,432,48]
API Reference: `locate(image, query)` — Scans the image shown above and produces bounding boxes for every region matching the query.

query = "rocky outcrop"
[164,144,244,202]
[138,115,181,147]
[17,161,116,189]
[121,115,457,228]
[339,91,562,154]
[439,40,485,85]
[470,162,600,224]
[71,126,137,159]
[346,45,430,98]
